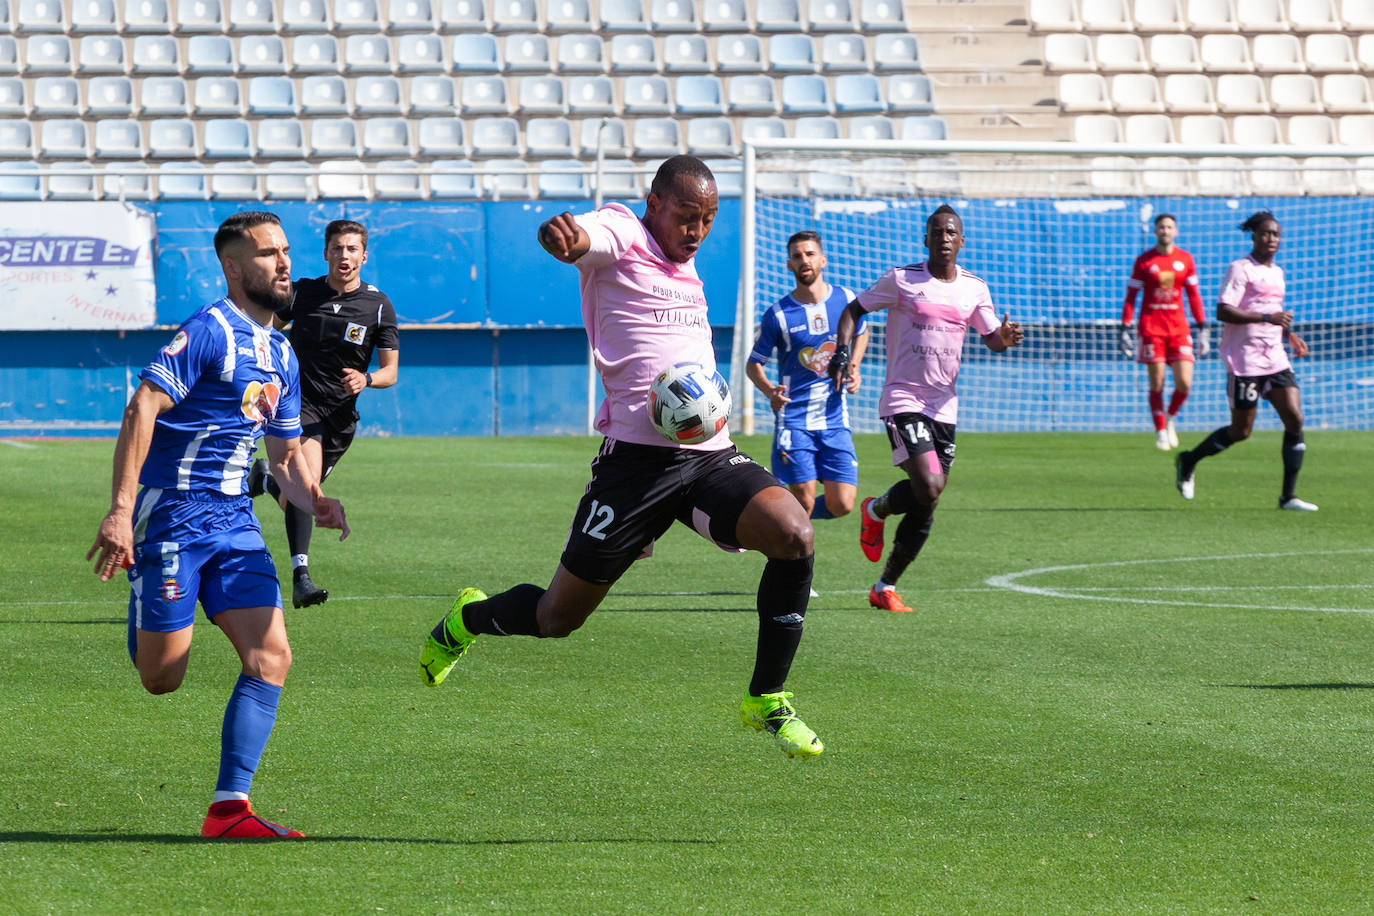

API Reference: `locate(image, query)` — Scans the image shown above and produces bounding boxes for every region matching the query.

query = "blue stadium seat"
[429,159,478,198]
[900,114,947,140]
[49,163,99,199]
[264,162,315,199]
[87,76,135,115]
[345,35,393,73]
[354,75,403,114]
[210,163,260,201]
[417,116,465,155]
[703,158,742,196]
[240,36,287,74]
[0,38,16,75]
[525,116,574,156]
[794,115,840,139]
[387,0,434,30]
[650,0,697,30]
[517,75,566,114]
[282,0,330,32]
[504,33,551,72]
[479,158,532,198]
[769,35,817,73]
[202,118,252,157]
[460,75,509,113]
[0,162,42,200]
[537,159,589,198]
[821,34,867,71]
[300,75,350,113]
[42,119,88,157]
[685,116,737,156]
[438,0,485,30]
[740,116,787,143]
[158,163,210,201]
[0,0,9,32]
[491,0,538,30]
[25,36,73,74]
[781,74,831,114]
[469,116,520,155]
[362,117,413,156]
[77,36,126,75]
[33,75,80,114]
[717,34,763,71]
[132,37,181,74]
[663,35,710,71]
[72,0,120,32]
[0,78,23,115]
[186,36,235,75]
[622,75,671,113]
[94,119,143,157]
[728,75,779,114]
[547,0,592,31]
[848,115,894,140]
[256,118,307,157]
[229,0,277,31]
[874,33,920,71]
[123,0,172,32]
[193,77,242,116]
[676,75,725,114]
[556,34,604,72]
[808,0,857,30]
[409,75,456,112]
[632,117,681,156]
[334,0,382,31]
[309,118,360,157]
[452,34,502,71]
[834,73,885,112]
[609,34,657,72]
[754,0,802,31]
[567,75,615,114]
[17,0,65,32]
[398,34,445,72]
[0,120,31,154]
[578,116,628,156]
[177,0,224,31]
[147,118,198,157]
[374,160,424,199]
[860,0,906,29]
[293,35,341,73]
[103,163,153,201]
[600,0,646,30]
[592,163,641,198]
[886,73,934,112]
[703,0,750,29]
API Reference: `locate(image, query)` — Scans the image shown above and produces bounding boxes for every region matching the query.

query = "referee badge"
[345,322,366,344]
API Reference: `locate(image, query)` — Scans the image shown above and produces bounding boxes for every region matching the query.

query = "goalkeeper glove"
[827,342,851,389]
[1194,323,1209,356]
[1118,325,1134,359]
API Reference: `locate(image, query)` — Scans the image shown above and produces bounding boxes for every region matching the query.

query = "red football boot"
[859,497,885,563]
[201,800,304,839]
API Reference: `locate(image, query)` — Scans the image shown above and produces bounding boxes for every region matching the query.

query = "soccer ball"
[647,362,731,445]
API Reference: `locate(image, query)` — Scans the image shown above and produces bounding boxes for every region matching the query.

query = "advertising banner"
[0,202,156,329]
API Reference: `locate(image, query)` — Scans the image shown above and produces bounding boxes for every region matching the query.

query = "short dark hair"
[650,155,715,199]
[787,230,823,254]
[1240,210,1278,234]
[213,211,281,257]
[925,203,960,233]
[325,219,368,249]
[1154,212,1177,226]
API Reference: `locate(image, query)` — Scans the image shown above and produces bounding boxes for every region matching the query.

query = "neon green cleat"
[420,588,487,687]
[740,691,823,759]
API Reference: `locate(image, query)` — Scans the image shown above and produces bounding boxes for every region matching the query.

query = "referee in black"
[253,218,399,607]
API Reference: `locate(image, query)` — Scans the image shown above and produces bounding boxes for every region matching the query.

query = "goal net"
[733,140,1374,437]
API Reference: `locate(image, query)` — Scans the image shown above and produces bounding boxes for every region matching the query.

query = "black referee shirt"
[277,276,399,423]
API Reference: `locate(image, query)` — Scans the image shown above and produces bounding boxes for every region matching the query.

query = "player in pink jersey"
[1174,211,1316,511]
[419,157,824,759]
[829,205,1024,613]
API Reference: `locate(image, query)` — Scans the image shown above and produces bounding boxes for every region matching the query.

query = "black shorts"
[299,403,358,480]
[1227,369,1298,412]
[561,438,782,585]
[884,412,957,476]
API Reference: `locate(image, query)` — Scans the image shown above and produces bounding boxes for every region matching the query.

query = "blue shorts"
[126,488,281,657]
[770,426,859,487]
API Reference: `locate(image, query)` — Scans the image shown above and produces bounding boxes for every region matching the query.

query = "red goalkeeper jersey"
[1121,247,1205,337]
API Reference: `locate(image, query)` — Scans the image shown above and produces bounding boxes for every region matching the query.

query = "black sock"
[1281,431,1305,501]
[283,503,314,560]
[462,584,545,637]
[875,479,917,518]
[881,503,935,585]
[263,474,282,501]
[1183,427,1234,470]
[749,555,813,696]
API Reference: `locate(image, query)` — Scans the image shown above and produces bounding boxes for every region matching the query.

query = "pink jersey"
[858,262,1000,424]
[1217,255,1290,377]
[573,202,730,450]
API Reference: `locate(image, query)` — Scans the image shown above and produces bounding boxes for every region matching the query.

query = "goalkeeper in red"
[1119,213,1208,451]
[828,205,1024,613]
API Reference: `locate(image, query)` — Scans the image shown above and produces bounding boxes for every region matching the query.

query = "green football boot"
[420,588,487,687]
[740,691,823,759]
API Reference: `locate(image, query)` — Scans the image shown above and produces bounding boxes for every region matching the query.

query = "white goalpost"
[733,139,1374,437]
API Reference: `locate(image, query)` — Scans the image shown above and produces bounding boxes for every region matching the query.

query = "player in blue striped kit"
[88,211,348,839]
[746,230,870,523]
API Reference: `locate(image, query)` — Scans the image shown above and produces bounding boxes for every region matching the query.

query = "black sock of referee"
[461,584,546,637]
[873,478,918,518]
[881,503,935,585]
[1280,431,1305,502]
[1183,427,1234,471]
[748,555,813,696]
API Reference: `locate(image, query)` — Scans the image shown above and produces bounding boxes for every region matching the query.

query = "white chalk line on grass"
[986,548,1374,614]
[1,439,38,449]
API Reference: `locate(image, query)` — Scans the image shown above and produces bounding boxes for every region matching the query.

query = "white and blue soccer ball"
[647,362,731,445]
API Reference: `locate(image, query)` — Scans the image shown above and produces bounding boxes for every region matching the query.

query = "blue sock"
[216,674,282,796]
[809,498,834,520]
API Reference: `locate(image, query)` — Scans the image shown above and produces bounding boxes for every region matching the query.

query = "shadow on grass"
[0,831,716,845]
[1211,683,1374,690]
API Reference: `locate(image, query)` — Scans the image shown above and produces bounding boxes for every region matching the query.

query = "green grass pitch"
[2,431,1373,914]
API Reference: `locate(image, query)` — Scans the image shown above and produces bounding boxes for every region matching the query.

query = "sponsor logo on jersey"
[788,324,807,333]
[331,303,342,313]
[238,346,256,357]
[241,379,282,427]
[345,322,366,344]
[162,330,188,356]
[1174,260,1185,271]
[798,340,836,376]
[254,337,273,370]
[729,454,753,465]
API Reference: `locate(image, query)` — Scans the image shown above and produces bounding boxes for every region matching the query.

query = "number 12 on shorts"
[581,499,614,540]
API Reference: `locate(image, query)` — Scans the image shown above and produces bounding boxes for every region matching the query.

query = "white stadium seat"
[1251,34,1304,74]
[77,36,127,75]
[1288,0,1341,30]
[0,80,18,118]
[460,75,509,113]
[579,116,628,155]
[1163,73,1216,112]
[1304,35,1357,74]
[1149,35,1201,72]
[492,0,539,31]
[686,116,738,155]
[1080,0,1133,30]
[566,75,615,114]
[547,0,593,31]
[147,118,198,157]
[1073,113,1123,143]
[608,34,657,72]
[524,116,574,156]
[1322,74,1374,114]
[256,118,307,157]
[397,34,445,72]
[809,0,858,31]
[651,0,698,30]
[754,0,803,31]
[178,0,226,32]
[1123,112,1174,143]
[849,115,895,140]
[95,119,144,157]
[408,75,455,112]
[556,34,605,72]
[663,35,711,72]
[1178,113,1229,143]
[1215,74,1268,113]
[417,116,466,156]
[300,75,349,113]
[87,76,135,115]
[704,0,751,29]
[794,115,840,140]
[334,0,382,31]
[1059,73,1110,112]
[860,0,905,28]
[1268,74,1322,114]
[1230,113,1280,145]
[132,36,181,74]
[1345,0,1374,29]
[72,0,121,32]
[1186,0,1238,30]
[41,119,89,158]
[264,162,316,200]
[874,33,920,71]
[1235,0,1286,31]
[504,33,551,71]
[1095,34,1147,72]
[1338,113,1374,144]
[354,75,403,114]
[1110,73,1165,113]
[900,114,947,140]
[240,36,288,74]
[716,34,762,71]
[1198,34,1252,72]
[1287,114,1336,146]
[389,0,434,29]
[1133,0,1185,31]
[124,0,173,32]
[516,75,566,114]
[230,0,277,30]
[362,117,413,156]
[309,118,361,157]
[1029,0,1082,31]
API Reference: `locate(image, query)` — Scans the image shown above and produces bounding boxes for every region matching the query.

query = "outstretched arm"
[538,212,591,263]
[265,435,350,540]
[88,381,173,580]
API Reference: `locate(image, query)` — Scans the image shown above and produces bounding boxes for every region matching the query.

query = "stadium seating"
[663,35,710,71]
[525,117,575,156]
[88,77,135,116]
[202,119,253,158]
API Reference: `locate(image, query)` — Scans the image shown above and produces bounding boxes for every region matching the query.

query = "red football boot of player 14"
[869,586,913,614]
[859,497,885,563]
[201,800,304,839]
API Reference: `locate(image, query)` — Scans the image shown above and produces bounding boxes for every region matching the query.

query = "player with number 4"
[829,205,1024,613]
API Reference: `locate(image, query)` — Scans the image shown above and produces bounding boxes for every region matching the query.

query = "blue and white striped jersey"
[749,285,865,432]
[138,297,303,495]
